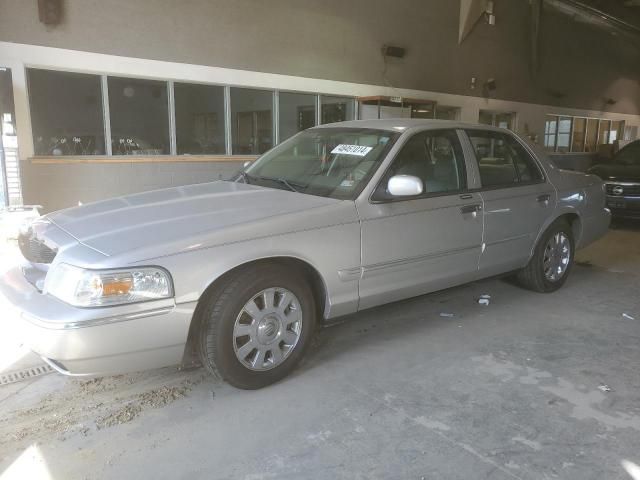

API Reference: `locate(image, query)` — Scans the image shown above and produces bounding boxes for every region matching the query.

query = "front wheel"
[517,219,575,293]
[198,264,317,389]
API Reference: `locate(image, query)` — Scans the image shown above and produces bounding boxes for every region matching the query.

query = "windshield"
[240,128,400,199]
[613,141,640,166]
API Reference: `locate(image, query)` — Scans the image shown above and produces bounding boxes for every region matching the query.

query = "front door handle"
[460,204,482,214]
[537,194,551,203]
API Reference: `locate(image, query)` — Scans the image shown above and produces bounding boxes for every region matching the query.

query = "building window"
[278,92,316,142]
[28,69,105,156]
[556,117,572,153]
[478,110,515,130]
[571,118,586,152]
[434,105,460,121]
[544,114,625,152]
[230,87,273,155]
[585,118,599,152]
[321,96,355,124]
[108,77,169,155]
[544,117,557,149]
[174,83,225,155]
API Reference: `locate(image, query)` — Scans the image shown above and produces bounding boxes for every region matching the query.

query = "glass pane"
[279,92,316,142]
[230,87,273,154]
[434,105,460,120]
[410,103,435,119]
[571,118,586,152]
[108,77,169,155]
[467,130,519,187]
[598,119,611,145]
[556,117,572,153]
[28,69,105,155]
[478,110,493,126]
[610,120,623,144]
[386,130,466,193]
[174,83,225,155]
[495,113,514,130]
[544,116,557,150]
[321,96,355,124]
[585,118,598,152]
[245,127,399,200]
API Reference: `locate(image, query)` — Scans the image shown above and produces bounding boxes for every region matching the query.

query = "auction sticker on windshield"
[331,144,373,156]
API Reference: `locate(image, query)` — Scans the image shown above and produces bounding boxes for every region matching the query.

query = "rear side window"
[466,130,543,188]
[376,129,467,199]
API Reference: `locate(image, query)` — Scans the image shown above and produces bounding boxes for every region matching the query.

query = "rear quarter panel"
[529,143,609,249]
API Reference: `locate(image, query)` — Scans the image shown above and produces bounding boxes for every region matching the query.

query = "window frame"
[369,128,470,204]
[544,114,625,153]
[463,129,546,192]
[25,67,357,160]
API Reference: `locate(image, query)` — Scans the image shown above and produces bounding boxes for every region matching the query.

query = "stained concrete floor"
[1,222,639,480]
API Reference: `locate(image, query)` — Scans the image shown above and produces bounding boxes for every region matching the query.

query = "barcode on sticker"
[331,144,373,156]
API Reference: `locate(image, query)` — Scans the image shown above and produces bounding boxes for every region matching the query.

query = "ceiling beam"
[459,0,488,43]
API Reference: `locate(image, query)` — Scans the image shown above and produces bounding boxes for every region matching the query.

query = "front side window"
[244,128,399,200]
[376,129,467,199]
[467,130,543,188]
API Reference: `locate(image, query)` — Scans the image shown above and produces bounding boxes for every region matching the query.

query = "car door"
[356,129,484,310]
[462,129,556,276]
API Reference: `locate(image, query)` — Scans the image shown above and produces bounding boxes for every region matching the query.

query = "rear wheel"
[517,219,575,293]
[198,264,317,389]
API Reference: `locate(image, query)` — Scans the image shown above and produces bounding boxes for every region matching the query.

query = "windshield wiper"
[253,175,307,193]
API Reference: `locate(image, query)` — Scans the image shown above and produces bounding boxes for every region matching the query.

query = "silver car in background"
[1,120,610,389]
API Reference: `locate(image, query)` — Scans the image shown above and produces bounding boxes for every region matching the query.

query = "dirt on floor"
[0,368,208,451]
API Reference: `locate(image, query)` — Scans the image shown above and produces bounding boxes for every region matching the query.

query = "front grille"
[606,183,640,197]
[18,232,57,264]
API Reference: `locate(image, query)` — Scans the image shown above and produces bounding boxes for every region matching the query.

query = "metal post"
[316,95,322,126]
[167,81,177,155]
[101,76,112,155]
[224,86,232,155]
[273,90,279,145]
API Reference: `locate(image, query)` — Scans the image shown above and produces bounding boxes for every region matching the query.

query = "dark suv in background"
[589,140,640,219]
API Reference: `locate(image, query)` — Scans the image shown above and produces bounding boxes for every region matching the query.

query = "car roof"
[312,118,507,133]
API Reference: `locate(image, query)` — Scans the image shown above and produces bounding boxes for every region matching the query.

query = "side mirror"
[387,175,423,197]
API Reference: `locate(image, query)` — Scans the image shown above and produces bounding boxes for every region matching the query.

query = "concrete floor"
[1,222,639,480]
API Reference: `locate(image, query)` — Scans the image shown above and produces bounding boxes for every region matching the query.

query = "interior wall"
[0,0,638,116]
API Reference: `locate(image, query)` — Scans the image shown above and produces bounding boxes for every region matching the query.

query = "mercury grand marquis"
[2,120,611,389]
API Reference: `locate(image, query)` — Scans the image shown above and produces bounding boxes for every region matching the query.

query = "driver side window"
[382,129,467,198]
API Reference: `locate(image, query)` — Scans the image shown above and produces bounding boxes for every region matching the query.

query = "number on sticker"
[331,144,373,157]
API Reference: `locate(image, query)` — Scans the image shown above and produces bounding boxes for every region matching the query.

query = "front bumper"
[606,195,640,219]
[0,266,195,376]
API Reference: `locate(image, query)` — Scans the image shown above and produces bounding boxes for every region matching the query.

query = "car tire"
[517,219,575,293]
[197,263,317,389]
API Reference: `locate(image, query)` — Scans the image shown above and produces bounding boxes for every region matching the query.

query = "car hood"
[46,181,345,260]
[589,164,640,182]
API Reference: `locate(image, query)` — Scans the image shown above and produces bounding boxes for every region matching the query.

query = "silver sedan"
[1,120,611,389]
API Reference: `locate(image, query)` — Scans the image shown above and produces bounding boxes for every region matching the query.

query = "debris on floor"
[478,294,491,306]
[597,384,612,393]
[622,313,635,320]
[439,312,455,318]
[576,260,593,267]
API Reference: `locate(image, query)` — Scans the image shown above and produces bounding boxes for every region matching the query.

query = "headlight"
[44,264,173,307]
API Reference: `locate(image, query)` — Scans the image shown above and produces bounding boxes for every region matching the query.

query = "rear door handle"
[537,194,551,203]
[460,204,482,214]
